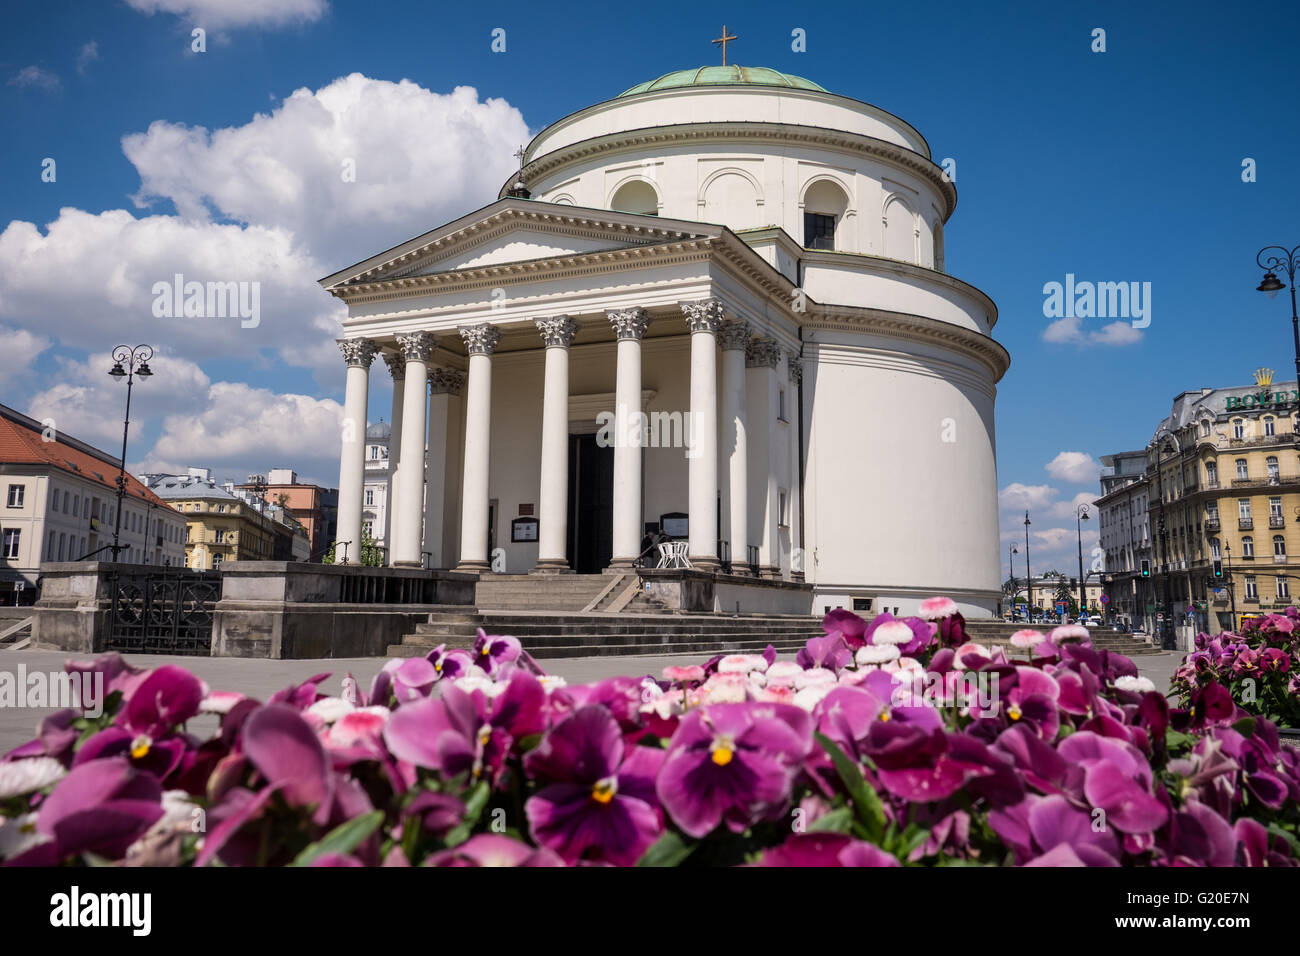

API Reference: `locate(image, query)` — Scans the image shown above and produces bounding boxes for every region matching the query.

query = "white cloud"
[8,66,60,91]
[142,381,343,485]
[0,208,340,365]
[26,351,213,447]
[998,482,1057,510]
[1048,490,1099,519]
[1045,451,1100,484]
[0,325,52,372]
[76,42,99,74]
[1042,316,1143,347]
[122,73,529,266]
[124,0,328,30]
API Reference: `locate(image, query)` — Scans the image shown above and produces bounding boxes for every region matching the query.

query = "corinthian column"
[423,368,464,568]
[534,315,579,572]
[392,331,436,567]
[382,350,406,560]
[456,323,501,572]
[336,337,378,565]
[681,298,722,570]
[606,308,650,569]
[718,319,751,573]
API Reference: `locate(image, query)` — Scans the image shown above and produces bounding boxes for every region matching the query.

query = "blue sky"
[1,0,1298,573]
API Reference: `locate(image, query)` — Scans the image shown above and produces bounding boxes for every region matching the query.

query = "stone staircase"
[961,620,1164,657]
[387,608,825,660]
[471,573,669,614]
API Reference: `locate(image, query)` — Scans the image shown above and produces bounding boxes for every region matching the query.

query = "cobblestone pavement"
[0,647,1186,753]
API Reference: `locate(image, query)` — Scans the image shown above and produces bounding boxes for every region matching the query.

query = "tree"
[321,530,385,567]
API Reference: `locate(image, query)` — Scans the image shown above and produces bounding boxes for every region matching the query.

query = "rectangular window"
[1239,499,1252,519]
[1265,418,1276,436]
[1271,497,1283,517]
[1237,459,1249,479]
[804,212,836,251]
[778,489,789,526]
[51,489,60,512]
[365,489,374,506]
[1243,537,1255,558]
[6,484,23,508]
[1245,576,1258,599]
[2,529,19,559]
[1279,577,1291,599]
[778,388,787,422]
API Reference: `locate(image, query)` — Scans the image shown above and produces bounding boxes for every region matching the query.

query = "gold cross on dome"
[712,25,737,65]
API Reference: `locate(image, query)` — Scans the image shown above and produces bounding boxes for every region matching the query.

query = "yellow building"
[147,470,279,570]
[1147,369,1300,634]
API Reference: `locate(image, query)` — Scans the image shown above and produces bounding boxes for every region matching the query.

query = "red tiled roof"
[0,409,177,513]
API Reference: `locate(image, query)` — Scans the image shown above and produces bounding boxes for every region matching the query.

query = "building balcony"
[1205,518,1221,532]
[1271,515,1286,529]
[1239,517,1254,530]
[1244,594,1260,603]
[1205,479,1220,489]
[1275,554,1289,564]
[1232,477,1255,487]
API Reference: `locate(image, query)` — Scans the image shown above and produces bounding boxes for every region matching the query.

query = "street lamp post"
[1076,505,1090,619]
[1151,439,1176,650]
[1009,544,1019,618]
[1224,542,1237,628]
[1255,245,1300,388]
[107,345,154,563]
[1024,512,1033,621]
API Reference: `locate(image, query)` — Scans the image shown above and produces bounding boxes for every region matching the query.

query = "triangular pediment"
[319,199,720,292]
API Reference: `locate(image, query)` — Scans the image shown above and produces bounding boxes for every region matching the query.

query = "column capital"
[338,338,379,369]
[680,297,725,334]
[429,367,466,395]
[717,318,751,351]
[787,349,804,385]
[536,315,580,348]
[395,330,437,362]
[459,323,501,356]
[383,351,406,380]
[746,338,781,369]
[607,308,650,341]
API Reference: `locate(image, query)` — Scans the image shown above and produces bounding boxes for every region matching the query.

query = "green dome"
[617,66,827,98]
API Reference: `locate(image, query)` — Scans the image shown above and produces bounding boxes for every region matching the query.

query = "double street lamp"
[107,345,154,563]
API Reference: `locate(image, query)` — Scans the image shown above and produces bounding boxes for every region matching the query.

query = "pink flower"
[1010,630,1045,648]
[663,665,706,684]
[918,597,958,620]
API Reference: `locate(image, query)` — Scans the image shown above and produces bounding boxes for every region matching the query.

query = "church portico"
[323,61,1009,620]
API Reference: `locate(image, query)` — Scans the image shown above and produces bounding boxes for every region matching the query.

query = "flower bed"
[1172,610,1299,729]
[2,598,1298,867]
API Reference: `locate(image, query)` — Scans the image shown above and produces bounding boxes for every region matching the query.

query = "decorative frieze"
[717,319,751,352]
[459,323,502,356]
[746,338,781,369]
[536,315,580,348]
[607,308,650,341]
[681,297,725,334]
[338,338,379,369]
[395,331,437,363]
[429,368,466,396]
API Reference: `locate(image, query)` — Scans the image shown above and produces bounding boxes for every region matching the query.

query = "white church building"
[321,65,1008,618]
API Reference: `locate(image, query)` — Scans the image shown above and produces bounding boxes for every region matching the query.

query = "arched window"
[1236,458,1249,480]
[1206,460,1218,486]
[1268,456,1280,479]
[1274,534,1287,557]
[610,180,659,216]
[1200,420,1211,436]
[1233,419,1245,439]
[803,180,849,251]
[883,195,916,263]
[1264,416,1276,436]
[1242,535,1255,558]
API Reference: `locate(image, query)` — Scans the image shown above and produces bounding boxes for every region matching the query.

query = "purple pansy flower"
[524,706,665,865]
[656,702,812,838]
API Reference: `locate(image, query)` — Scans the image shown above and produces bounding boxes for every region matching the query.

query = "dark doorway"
[567,434,614,573]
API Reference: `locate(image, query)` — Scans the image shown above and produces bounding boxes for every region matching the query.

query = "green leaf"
[636,831,694,867]
[807,806,854,833]
[1266,824,1300,858]
[441,781,492,848]
[1231,716,1257,737]
[290,810,384,866]
[815,732,885,842]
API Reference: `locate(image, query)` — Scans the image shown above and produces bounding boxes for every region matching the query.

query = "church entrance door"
[566,434,614,573]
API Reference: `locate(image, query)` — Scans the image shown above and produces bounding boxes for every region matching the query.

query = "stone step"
[387,638,809,659]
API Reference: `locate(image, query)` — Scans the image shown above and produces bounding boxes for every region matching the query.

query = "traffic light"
[1213,559,1223,579]
[1140,559,1150,578]
[1070,577,1078,590]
